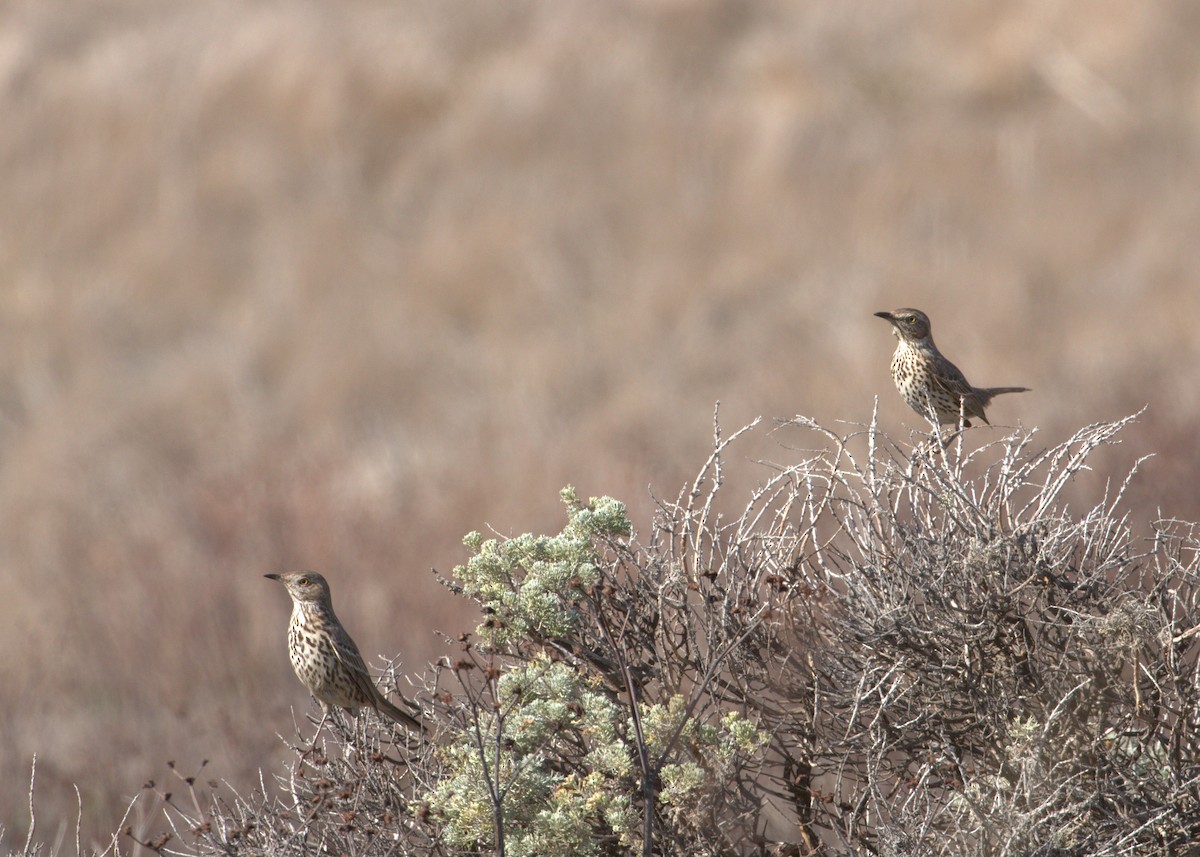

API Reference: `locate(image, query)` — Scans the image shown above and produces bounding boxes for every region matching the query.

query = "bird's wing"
[330,624,422,728]
[929,358,974,397]
[329,624,384,699]
[930,359,988,421]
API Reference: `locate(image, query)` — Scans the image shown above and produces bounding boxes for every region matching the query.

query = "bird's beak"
[264,573,282,581]
[873,311,895,322]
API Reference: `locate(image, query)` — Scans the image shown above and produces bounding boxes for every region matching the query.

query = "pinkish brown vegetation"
[0,0,1198,850]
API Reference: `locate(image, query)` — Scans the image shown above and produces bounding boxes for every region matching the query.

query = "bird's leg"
[936,425,963,451]
[922,417,964,455]
[913,428,943,464]
[301,701,331,757]
[347,710,366,759]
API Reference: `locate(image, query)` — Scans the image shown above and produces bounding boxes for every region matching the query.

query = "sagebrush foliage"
[83,413,1200,857]
[429,654,636,856]
[454,487,631,646]
[430,489,765,855]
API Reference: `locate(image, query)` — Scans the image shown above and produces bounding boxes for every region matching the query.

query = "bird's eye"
[298,577,309,586]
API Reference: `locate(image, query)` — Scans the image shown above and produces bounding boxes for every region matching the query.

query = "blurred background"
[1,0,1198,845]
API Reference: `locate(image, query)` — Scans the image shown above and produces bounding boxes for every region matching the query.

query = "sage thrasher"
[874,308,1029,427]
[265,571,422,731]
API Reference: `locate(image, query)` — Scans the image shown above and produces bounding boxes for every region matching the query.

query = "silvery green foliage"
[429,654,634,857]
[433,488,766,855]
[454,489,631,646]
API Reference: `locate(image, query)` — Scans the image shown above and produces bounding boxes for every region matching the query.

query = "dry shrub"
[101,412,1200,857]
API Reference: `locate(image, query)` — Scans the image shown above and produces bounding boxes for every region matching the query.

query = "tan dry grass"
[0,0,1198,846]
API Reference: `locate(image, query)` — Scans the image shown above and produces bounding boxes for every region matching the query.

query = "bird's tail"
[375,695,424,732]
[976,386,1030,406]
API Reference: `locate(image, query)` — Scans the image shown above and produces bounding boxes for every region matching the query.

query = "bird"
[265,571,422,732]
[873,308,1029,427]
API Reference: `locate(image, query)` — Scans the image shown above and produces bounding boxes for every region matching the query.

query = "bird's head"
[874,308,932,344]
[265,571,332,604]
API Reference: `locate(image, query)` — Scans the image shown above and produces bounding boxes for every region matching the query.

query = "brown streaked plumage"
[874,308,1029,427]
[265,571,422,731]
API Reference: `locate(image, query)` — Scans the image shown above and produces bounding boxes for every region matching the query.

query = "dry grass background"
[1,0,1198,847]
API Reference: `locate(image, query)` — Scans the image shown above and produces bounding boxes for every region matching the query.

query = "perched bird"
[874,308,1029,427]
[265,571,422,731]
